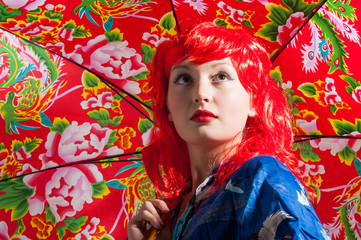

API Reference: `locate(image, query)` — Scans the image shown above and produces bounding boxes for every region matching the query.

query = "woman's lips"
[191,110,217,123]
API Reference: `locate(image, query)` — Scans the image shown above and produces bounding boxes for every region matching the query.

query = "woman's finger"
[132,199,169,229]
[127,198,170,240]
[148,199,170,212]
[142,208,163,229]
[141,200,168,225]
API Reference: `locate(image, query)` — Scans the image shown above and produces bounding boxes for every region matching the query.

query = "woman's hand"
[127,199,170,240]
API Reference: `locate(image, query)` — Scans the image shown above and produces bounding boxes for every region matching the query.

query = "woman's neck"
[187,142,231,193]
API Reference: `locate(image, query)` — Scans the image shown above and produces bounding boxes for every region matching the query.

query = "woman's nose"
[193,79,211,104]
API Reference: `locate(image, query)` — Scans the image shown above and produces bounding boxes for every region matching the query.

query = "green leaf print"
[138,118,153,133]
[63,21,76,29]
[282,0,322,16]
[44,9,63,20]
[24,137,42,153]
[57,216,88,239]
[91,180,109,198]
[63,216,87,232]
[141,44,156,65]
[341,75,360,91]
[50,118,70,135]
[256,22,279,42]
[0,177,34,220]
[12,141,23,152]
[83,71,100,88]
[88,109,122,127]
[160,12,175,30]
[0,2,22,22]
[57,225,66,240]
[268,4,291,25]
[330,104,337,115]
[130,71,150,81]
[105,129,119,148]
[12,219,26,237]
[214,19,228,27]
[299,142,320,162]
[72,26,91,38]
[338,145,356,165]
[104,28,123,42]
[45,205,57,225]
[298,83,317,97]
[329,119,356,136]
[26,15,39,23]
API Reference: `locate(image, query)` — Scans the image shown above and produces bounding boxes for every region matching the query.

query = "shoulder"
[242,155,291,172]
[231,155,297,183]
[226,155,307,205]
[226,156,329,239]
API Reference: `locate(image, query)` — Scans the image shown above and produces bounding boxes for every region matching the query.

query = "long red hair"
[142,22,307,199]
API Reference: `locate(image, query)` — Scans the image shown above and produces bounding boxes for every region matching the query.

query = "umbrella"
[271,1,361,238]
[0,1,174,239]
[0,0,358,239]
[0,27,155,239]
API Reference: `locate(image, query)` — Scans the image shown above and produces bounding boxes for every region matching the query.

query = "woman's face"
[167,57,255,148]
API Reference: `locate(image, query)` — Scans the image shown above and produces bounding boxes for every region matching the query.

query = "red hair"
[143,22,309,200]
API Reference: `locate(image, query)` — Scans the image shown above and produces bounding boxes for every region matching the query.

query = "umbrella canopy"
[0,27,155,239]
[0,0,359,239]
[0,1,174,239]
[272,1,361,238]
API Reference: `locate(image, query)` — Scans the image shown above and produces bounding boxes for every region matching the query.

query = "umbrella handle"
[148,228,160,240]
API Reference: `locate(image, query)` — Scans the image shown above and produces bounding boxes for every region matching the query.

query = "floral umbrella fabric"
[0,1,174,239]
[272,1,361,238]
[0,0,359,239]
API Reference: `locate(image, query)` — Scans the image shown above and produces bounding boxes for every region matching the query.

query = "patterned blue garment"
[172,156,330,240]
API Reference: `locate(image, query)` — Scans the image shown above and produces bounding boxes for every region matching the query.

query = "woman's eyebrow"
[210,62,233,68]
[171,64,192,72]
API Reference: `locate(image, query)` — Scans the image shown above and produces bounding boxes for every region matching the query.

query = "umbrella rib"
[99,77,153,122]
[0,26,153,122]
[3,136,359,182]
[0,152,142,183]
[170,0,181,33]
[294,135,361,143]
[271,0,328,63]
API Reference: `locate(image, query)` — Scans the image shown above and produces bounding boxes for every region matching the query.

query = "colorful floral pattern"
[272,1,361,238]
[0,0,360,239]
[0,1,175,238]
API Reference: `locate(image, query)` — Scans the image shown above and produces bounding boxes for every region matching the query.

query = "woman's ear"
[168,112,173,122]
[248,108,256,117]
[249,94,256,117]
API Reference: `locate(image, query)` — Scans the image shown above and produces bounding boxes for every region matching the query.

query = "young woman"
[127,22,329,239]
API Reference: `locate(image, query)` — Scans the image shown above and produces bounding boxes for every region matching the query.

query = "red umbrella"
[272,1,361,238]
[0,1,173,239]
[1,0,359,239]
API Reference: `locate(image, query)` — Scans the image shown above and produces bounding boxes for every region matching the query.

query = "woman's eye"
[213,72,233,82]
[174,74,192,84]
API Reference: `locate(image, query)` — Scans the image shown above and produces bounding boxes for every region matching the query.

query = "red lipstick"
[191,110,217,123]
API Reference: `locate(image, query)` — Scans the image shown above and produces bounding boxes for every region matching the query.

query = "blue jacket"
[172,156,330,240]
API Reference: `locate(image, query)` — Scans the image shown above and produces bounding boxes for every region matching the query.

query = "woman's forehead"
[170,57,234,72]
